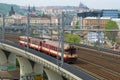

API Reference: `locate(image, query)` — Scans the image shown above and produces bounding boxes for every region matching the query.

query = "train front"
[64,45,78,63]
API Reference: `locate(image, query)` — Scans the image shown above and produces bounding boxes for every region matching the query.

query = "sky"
[0,0,120,9]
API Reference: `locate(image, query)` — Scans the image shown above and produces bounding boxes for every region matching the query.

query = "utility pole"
[50,16,53,40]
[27,12,30,50]
[2,14,5,40]
[78,16,83,29]
[97,13,101,45]
[57,16,61,67]
[60,12,65,67]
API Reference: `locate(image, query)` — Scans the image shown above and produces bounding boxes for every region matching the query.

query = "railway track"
[3,33,120,79]
[77,47,120,72]
[72,58,120,80]
[72,47,120,79]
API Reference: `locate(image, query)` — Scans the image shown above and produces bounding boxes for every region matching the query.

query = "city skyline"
[0,0,120,9]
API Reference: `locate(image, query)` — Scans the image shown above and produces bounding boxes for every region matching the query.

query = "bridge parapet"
[0,40,95,80]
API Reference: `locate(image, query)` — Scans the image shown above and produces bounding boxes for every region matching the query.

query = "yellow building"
[30,17,50,25]
[0,16,15,26]
[21,16,58,26]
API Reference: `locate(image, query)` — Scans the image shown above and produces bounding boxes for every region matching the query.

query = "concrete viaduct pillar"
[17,56,43,80]
[0,49,66,80]
[0,50,16,71]
[44,68,63,80]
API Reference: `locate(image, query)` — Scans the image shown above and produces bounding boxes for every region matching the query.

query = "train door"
[39,41,42,50]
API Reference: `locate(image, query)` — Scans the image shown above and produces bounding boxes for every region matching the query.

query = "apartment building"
[82,17,111,29]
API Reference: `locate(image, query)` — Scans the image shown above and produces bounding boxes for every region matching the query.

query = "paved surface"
[0,68,20,79]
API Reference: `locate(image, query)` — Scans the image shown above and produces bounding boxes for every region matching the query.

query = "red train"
[18,36,77,63]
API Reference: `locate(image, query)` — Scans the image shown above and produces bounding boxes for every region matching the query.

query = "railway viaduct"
[0,40,95,80]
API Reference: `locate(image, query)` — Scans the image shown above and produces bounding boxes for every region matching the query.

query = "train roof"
[19,36,32,39]
[43,39,69,49]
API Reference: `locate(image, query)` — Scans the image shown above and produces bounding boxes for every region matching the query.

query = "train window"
[31,40,34,43]
[21,38,25,41]
[51,46,53,50]
[57,48,60,51]
[42,43,45,47]
[49,45,52,49]
[52,46,55,50]
[69,46,76,53]
[53,46,57,51]
[35,40,39,45]
[20,38,23,40]
[34,40,36,44]
[53,47,55,50]
[32,40,36,44]
[43,43,46,47]
[65,49,69,52]
[24,39,27,42]
[56,47,58,51]
[19,37,21,40]
[45,44,47,48]
[44,44,46,47]
[55,47,57,51]
[50,45,56,50]
[46,44,49,48]
[51,46,54,50]
[46,44,48,48]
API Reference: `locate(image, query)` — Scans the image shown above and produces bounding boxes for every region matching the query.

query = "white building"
[87,32,105,43]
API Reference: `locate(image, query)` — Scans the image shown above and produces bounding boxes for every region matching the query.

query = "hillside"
[0,3,27,15]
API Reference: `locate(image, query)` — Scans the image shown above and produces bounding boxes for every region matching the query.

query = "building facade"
[102,9,119,18]
[77,9,119,19]
[82,17,110,29]
[77,11,102,18]
[0,16,15,26]
[21,16,58,26]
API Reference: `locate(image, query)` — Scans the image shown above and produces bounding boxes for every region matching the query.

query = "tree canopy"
[65,33,80,43]
[105,20,119,42]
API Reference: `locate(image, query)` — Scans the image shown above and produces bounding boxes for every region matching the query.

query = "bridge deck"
[0,40,95,80]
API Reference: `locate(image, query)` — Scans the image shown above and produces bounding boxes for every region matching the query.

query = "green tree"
[105,20,119,42]
[65,33,80,43]
[74,21,79,29]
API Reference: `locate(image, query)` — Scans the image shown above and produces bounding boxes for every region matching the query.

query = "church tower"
[9,6,15,16]
[28,6,31,13]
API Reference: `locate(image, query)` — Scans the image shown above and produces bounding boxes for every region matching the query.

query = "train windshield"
[65,46,76,55]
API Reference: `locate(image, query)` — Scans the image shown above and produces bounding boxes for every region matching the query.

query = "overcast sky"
[0,0,120,9]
